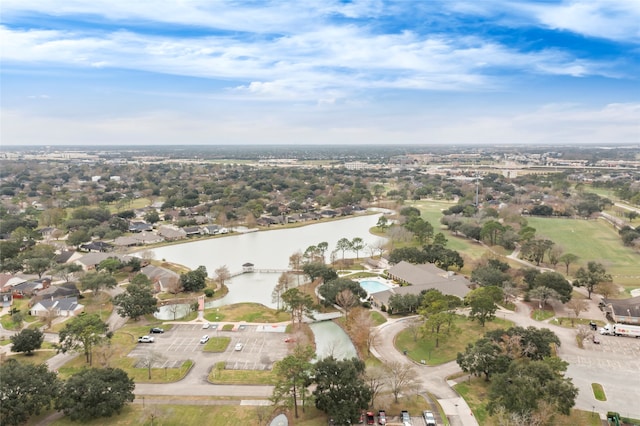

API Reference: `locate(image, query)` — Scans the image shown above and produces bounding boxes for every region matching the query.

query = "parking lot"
[128,323,292,370]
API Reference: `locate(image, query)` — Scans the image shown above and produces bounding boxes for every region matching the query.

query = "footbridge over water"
[303,312,343,323]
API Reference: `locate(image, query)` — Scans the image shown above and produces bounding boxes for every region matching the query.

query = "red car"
[366,411,375,425]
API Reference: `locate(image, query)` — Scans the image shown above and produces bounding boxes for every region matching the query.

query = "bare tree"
[139,349,167,379]
[565,299,588,326]
[272,272,293,310]
[595,281,619,299]
[348,307,376,354]
[289,251,303,285]
[94,340,116,368]
[214,265,231,287]
[43,307,58,330]
[167,303,181,320]
[335,289,359,321]
[384,361,421,403]
[141,250,156,261]
[406,317,422,342]
[365,366,387,408]
[165,277,182,294]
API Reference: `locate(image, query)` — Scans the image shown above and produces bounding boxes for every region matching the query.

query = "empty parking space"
[127,323,291,370]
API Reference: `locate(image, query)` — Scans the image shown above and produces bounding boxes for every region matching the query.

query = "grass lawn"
[50,403,289,426]
[395,316,513,365]
[203,336,231,352]
[526,217,640,287]
[370,311,387,326]
[531,309,555,321]
[208,367,275,385]
[205,303,290,323]
[591,383,606,401]
[5,349,58,365]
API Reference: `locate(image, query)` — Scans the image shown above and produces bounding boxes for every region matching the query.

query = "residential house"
[141,264,180,293]
[74,253,132,270]
[80,241,113,252]
[114,233,164,247]
[0,273,26,292]
[183,226,202,237]
[157,225,187,241]
[32,283,80,303]
[30,296,83,317]
[12,278,52,298]
[129,221,154,233]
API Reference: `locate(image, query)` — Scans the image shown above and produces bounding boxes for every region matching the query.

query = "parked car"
[235,342,243,351]
[200,335,210,344]
[138,335,155,343]
[400,410,411,425]
[202,323,210,329]
[149,327,164,334]
[365,411,375,425]
[378,410,386,425]
[423,410,436,426]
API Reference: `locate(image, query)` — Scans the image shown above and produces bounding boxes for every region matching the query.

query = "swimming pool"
[359,279,392,295]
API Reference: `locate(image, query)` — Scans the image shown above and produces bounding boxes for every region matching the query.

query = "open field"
[527,217,639,287]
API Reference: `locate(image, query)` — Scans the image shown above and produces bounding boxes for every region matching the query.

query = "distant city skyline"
[1,1,639,146]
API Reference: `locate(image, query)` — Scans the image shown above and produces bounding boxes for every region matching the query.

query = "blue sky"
[1,0,639,146]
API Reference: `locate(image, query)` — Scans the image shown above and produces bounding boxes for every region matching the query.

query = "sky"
[1,0,639,146]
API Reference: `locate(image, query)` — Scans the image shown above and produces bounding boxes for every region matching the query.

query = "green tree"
[558,253,579,275]
[520,238,554,265]
[350,237,365,259]
[423,311,452,348]
[97,257,123,274]
[404,216,434,244]
[313,357,372,425]
[10,328,44,355]
[480,220,505,246]
[335,237,352,262]
[55,367,135,422]
[144,210,160,223]
[0,360,60,426]
[113,280,158,320]
[58,313,109,365]
[51,263,83,282]
[488,359,578,421]
[532,272,572,303]
[467,288,500,327]
[573,261,612,299]
[271,345,315,418]
[376,215,389,231]
[180,265,208,292]
[23,257,52,278]
[67,229,91,247]
[456,338,510,381]
[318,278,366,307]
[302,262,337,283]
[281,288,315,328]
[80,271,118,296]
[485,326,560,360]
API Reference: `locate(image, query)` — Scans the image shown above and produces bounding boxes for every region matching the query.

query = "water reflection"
[206,272,281,309]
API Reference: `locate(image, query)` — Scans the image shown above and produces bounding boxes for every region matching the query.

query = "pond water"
[147,213,385,274]
[309,321,358,360]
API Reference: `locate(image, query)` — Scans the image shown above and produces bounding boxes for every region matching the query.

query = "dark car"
[149,327,164,334]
